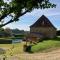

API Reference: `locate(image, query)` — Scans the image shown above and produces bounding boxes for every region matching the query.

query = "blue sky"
[3,0,60,31]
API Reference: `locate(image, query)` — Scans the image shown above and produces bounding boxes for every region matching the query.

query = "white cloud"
[3,0,60,31]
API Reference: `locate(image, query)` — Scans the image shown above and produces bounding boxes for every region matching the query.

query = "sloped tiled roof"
[30,15,56,29]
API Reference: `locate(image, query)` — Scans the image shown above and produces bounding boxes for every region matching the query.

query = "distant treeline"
[0,28,29,37]
[57,30,60,36]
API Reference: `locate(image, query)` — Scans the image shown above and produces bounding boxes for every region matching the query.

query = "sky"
[3,0,60,31]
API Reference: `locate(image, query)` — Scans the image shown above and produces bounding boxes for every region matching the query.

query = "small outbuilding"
[30,15,57,39]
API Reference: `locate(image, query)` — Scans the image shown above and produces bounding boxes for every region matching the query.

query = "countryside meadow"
[0,0,60,60]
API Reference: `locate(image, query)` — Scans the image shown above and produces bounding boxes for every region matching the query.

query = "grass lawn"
[0,38,12,40]
[0,37,60,60]
[0,37,60,56]
[31,38,60,53]
[0,42,26,57]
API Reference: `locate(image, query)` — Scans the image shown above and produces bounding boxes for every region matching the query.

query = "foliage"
[0,43,25,56]
[31,39,60,53]
[12,29,25,35]
[0,48,6,54]
[57,30,60,36]
[0,27,25,38]
[0,0,56,27]
[0,28,13,37]
[0,28,4,31]
[14,34,25,38]
[4,28,13,37]
[0,39,12,44]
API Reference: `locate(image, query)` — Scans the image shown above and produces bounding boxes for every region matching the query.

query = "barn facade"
[30,15,56,39]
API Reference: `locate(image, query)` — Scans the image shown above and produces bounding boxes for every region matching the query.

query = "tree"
[4,28,13,37]
[0,0,56,27]
[57,30,60,36]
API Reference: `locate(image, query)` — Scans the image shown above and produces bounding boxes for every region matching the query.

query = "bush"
[23,44,32,53]
[14,34,25,38]
[0,40,12,44]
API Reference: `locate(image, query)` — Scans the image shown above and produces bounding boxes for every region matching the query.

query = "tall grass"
[0,42,25,56]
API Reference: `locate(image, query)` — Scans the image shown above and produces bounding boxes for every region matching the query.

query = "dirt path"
[15,49,60,60]
[1,49,60,60]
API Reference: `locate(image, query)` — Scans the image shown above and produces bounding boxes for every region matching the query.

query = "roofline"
[30,15,57,30]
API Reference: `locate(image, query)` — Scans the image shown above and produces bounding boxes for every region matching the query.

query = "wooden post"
[26,37,28,46]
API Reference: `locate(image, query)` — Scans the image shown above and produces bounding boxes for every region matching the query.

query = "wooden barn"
[30,15,57,39]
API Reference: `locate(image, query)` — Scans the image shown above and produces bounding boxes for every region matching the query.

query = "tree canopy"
[0,0,56,27]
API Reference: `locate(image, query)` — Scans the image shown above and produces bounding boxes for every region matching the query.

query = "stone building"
[30,15,57,39]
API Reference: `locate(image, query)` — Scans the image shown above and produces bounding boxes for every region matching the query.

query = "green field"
[0,42,26,58]
[0,37,60,56]
[31,38,60,53]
